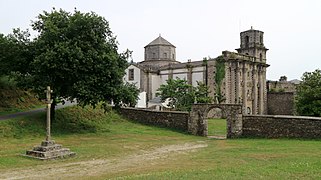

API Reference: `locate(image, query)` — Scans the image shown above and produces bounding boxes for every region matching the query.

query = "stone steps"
[23,140,75,160]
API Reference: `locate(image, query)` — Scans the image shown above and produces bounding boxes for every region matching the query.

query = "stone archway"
[188,104,243,138]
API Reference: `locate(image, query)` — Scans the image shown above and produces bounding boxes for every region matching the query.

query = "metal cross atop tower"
[45,86,53,141]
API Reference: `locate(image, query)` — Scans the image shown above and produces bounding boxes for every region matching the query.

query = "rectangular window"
[128,69,134,81]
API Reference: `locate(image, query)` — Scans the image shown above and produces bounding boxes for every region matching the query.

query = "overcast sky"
[1,0,320,80]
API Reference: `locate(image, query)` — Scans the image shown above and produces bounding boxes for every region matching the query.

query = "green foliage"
[0,76,43,115]
[2,8,137,112]
[202,57,208,66]
[157,78,195,111]
[0,106,120,138]
[214,56,226,103]
[111,82,140,108]
[0,30,32,76]
[296,69,321,117]
[0,113,46,138]
[53,106,112,134]
[195,81,212,103]
[157,78,212,111]
[0,76,16,89]
[269,88,285,93]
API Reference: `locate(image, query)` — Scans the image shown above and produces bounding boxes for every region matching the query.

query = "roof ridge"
[145,35,176,47]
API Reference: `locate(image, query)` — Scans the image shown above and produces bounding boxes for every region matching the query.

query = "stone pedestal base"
[23,140,76,160]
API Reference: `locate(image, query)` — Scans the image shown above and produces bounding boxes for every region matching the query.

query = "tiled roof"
[145,35,175,47]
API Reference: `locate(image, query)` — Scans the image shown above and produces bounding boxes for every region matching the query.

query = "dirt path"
[0,142,207,180]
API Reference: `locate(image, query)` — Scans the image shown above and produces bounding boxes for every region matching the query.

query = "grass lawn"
[0,106,320,179]
[207,118,227,137]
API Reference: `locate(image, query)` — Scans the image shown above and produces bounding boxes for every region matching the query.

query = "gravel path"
[0,142,207,180]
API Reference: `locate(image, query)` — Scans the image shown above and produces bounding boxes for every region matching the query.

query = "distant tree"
[195,81,212,103]
[296,69,321,117]
[157,78,212,111]
[8,8,136,119]
[0,29,32,76]
[157,78,195,111]
[0,34,9,76]
[114,82,140,107]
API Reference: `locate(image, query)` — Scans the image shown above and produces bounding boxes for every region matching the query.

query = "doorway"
[206,108,226,139]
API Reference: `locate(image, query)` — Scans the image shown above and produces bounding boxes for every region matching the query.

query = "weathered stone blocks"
[24,140,76,160]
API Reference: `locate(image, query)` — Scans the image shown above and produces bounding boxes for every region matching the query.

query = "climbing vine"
[214,55,226,103]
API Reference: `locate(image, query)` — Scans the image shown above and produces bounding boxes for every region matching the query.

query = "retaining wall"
[119,108,189,132]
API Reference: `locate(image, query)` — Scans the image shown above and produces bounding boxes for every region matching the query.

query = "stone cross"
[45,86,53,141]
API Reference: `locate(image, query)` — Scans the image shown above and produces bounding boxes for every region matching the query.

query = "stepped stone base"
[23,140,76,160]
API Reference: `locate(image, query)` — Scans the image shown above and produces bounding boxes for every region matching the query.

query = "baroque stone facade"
[124,27,269,115]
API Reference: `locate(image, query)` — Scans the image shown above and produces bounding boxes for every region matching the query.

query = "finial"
[251,26,253,30]
[159,33,161,37]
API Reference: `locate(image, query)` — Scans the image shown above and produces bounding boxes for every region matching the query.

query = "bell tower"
[236,27,268,63]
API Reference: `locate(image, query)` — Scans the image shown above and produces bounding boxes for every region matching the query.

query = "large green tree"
[157,78,212,111]
[7,8,136,118]
[195,81,213,104]
[157,78,195,111]
[296,69,321,117]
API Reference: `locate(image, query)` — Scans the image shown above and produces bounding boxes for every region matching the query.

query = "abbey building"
[124,27,269,115]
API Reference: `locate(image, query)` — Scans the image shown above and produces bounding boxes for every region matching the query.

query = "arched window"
[247,107,251,114]
[245,36,249,48]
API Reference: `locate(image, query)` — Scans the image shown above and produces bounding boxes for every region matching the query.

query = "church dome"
[144,35,176,48]
[141,35,179,68]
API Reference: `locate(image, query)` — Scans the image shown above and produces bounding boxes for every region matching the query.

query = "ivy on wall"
[214,56,226,103]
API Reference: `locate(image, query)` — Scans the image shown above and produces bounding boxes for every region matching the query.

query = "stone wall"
[189,104,243,138]
[119,108,189,132]
[267,92,295,115]
[242,115,321,138]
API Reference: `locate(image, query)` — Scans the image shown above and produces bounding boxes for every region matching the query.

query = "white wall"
[124,64,141,89]
[193,67,204,71]
[173,73,187,80]
[192,72,204,86]
[173,69,188,73]
[136,91,146,108]
[151,74,162,99]
[160,74,169,85]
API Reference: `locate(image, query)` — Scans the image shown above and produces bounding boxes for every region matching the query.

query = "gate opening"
[207,108,227,139]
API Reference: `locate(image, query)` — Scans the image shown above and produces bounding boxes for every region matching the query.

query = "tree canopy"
[157,78,212,111]
[296,69,321,117]
[0,29,32,76]
[2,8,138,113]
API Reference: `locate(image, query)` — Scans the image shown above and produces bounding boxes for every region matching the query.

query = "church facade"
[124,27,269,114]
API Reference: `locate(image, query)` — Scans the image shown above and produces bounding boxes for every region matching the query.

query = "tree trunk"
[50,99,56,124]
